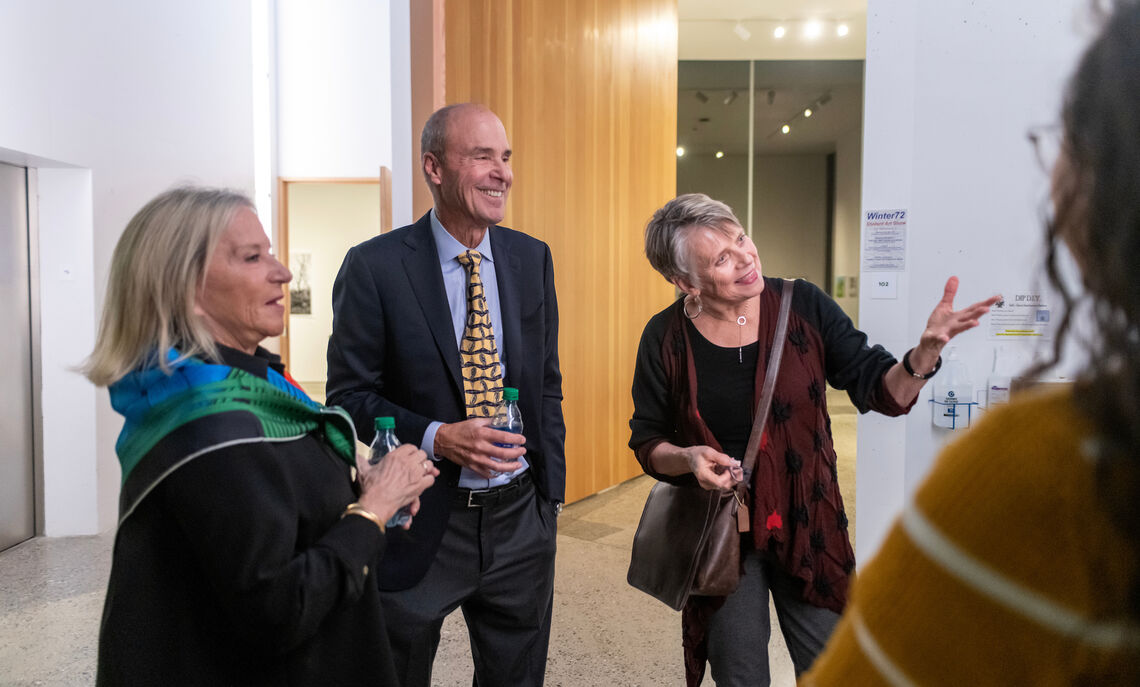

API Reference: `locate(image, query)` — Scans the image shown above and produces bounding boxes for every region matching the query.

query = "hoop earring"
[683,294,702,319]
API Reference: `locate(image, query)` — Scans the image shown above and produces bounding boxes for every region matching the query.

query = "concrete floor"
[0,392,857,687]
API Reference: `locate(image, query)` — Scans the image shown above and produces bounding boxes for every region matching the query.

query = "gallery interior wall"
[0,0,257,533]
[2,0,1097,537]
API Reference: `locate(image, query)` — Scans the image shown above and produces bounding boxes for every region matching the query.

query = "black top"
[685,318,759,461]
[97,345,399,686]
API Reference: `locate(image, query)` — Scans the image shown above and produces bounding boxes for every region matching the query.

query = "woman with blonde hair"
[88,186,437,685]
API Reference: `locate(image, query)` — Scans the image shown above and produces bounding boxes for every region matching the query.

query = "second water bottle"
[489,387,523,477]
[369,416,413,528]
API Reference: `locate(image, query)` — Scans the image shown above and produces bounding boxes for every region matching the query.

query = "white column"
[856,0,1087,561]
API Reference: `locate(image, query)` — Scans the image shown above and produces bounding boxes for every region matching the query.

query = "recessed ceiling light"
[773,26,786,39]
[781,124,790,134]
[804,21,823,39]
[804,108,813,118]
[837,23,850,37]
[715,151,724,159]
[676,146,686,157]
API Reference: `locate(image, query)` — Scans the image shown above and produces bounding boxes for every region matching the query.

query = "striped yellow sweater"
[802,388,1140,685]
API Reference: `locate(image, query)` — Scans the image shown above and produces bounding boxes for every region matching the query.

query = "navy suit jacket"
[326,212,566,590]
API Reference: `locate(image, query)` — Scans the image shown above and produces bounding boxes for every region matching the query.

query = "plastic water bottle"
[932,348,973,429]
[368,416,412,528]
[489,387,524,477]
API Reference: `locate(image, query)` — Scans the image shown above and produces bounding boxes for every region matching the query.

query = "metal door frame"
[27,168,44,536]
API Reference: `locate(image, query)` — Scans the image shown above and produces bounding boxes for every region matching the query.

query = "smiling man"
[326,103,565,686]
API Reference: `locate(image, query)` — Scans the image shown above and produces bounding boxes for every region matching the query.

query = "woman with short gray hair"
[629,192,998,686]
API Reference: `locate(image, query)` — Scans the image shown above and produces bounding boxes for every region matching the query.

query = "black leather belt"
[452,471,533,509]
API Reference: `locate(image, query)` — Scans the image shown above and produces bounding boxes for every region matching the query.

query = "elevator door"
[0,163,35,551]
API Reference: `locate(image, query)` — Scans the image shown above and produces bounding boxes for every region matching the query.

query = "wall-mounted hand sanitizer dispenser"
[931,347,975,429]
[987,344,1013,407]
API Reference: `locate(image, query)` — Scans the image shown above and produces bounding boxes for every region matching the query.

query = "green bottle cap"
[374,416,395,431]
[502,387,518,401]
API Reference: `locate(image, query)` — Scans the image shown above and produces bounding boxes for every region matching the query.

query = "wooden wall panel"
[444,0,678,503]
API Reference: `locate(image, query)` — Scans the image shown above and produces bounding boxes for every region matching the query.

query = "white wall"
[856,0,1088,560]
[35,169,98,535]
[0,0,257,533]
[276,0,393,179]
[2,0,400,535]
[388,1,415,228]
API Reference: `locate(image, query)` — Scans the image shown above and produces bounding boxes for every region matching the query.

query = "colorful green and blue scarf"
[109,349,357,523]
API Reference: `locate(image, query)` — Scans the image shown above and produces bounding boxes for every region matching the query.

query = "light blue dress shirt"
[421,209,529,489]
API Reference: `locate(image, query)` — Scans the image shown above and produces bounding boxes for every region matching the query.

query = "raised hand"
[913,276,1002,369]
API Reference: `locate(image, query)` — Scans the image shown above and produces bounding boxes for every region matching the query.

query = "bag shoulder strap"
[740,279,794,474]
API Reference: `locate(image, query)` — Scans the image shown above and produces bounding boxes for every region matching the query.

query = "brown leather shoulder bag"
[627,279,794,610]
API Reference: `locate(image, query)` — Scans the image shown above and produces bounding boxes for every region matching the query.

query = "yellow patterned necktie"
[456,250,504,417]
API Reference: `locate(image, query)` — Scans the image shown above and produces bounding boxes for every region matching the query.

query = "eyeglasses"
[1027,124,1064,173]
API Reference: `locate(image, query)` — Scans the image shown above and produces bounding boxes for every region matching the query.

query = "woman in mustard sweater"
[802,2,1140,684]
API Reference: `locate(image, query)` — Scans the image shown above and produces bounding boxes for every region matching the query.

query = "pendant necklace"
[708,305,750,363]
[734,314,746,363]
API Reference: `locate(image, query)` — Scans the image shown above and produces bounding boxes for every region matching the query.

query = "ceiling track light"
[726,18,852,41]
[694,91,709,104]
[766,91,831,139]
[723,90,738,106]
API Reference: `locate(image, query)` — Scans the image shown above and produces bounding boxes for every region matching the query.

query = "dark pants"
[380,480,558,687]
[707,547,840,686]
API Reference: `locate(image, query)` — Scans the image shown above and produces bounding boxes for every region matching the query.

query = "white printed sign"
[861,209,907,272]
[869,273,897,299]
[988,292,1052,339]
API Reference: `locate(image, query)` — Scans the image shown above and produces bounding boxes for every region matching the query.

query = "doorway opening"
[277,173,392,402]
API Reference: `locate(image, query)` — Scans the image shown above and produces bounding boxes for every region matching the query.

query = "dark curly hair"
[1037,0,1140,620]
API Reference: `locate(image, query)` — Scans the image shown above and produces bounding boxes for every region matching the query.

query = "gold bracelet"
[341,503,386,534]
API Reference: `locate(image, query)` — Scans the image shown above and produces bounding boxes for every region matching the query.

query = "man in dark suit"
[326,103,565,686]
